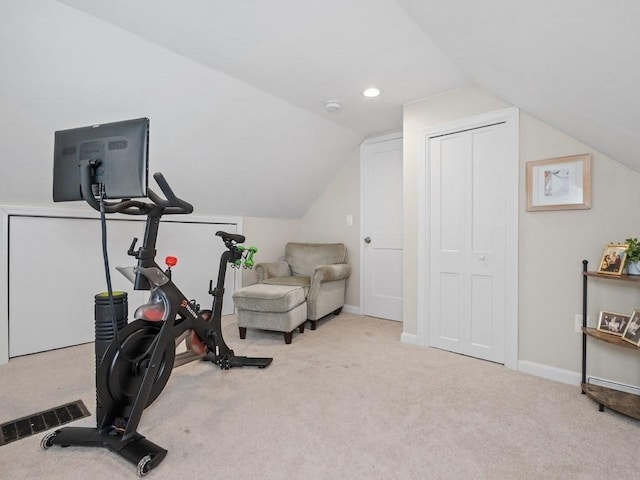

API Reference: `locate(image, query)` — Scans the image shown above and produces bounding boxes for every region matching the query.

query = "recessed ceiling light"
[362,87,381,98]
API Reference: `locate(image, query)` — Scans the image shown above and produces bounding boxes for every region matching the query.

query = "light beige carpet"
[0,313,637,479]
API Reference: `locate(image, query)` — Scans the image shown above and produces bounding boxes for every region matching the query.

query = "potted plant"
[625,237,640,275]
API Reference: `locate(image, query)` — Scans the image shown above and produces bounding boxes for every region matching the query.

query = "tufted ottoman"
[233,284,307,344]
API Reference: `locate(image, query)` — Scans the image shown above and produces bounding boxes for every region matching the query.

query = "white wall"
[239,151,361,308]
[300,149,361,309]
[404,86,640,386]
[241,217,303,286]
[519,111,640,387]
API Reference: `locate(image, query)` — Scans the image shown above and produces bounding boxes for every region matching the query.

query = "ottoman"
[233,284,307,344]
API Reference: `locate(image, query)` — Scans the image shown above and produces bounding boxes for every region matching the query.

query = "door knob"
[478,255,485,261]
[364,237,372,244]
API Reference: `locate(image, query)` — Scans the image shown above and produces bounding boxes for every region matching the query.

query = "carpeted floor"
[0,313,637,479]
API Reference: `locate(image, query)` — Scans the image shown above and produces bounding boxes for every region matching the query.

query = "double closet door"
[427,120,513,364]
[7,213,237,359]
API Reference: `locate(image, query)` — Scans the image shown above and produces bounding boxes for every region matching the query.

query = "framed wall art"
[526,154,591,211]
[596,243,628,276]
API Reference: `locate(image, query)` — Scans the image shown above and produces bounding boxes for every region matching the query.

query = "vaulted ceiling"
[54,0,640,212]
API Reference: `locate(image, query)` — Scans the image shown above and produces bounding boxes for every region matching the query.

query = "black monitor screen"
[53,117,149,202]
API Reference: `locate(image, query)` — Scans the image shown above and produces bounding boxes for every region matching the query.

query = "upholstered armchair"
[255,242,350,329]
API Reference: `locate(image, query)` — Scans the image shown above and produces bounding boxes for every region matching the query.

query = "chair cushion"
[233,284,305,313]
[263,276,310,297]
[285,243,346,277]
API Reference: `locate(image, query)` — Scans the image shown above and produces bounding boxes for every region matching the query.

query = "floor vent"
[0,400,90,447]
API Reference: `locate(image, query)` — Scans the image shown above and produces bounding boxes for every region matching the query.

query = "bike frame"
[44,164,270,476]
[92,172,251,438]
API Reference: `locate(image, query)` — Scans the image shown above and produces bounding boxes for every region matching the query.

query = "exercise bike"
[42,163,272,476]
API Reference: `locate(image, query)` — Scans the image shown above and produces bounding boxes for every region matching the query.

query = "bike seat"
[216,231,245,244]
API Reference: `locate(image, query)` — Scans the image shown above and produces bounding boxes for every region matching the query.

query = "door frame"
[416,107,519,369]
[360,131,403,319]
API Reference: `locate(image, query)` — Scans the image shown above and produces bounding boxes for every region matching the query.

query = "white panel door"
[8,216,235,357]
[361,136,403,321]
[428,123,508,363]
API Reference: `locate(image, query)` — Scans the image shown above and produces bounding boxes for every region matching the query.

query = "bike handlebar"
[148,173,194,215]
[80,161,193,216]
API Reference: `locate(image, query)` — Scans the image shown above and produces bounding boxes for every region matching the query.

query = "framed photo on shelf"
[622,310,640,346]
[597,311,630,336]
[596,243,628,276]
[526,154,591,211]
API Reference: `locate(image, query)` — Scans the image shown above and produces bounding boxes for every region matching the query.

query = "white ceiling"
[56,0,640,194]
[56,0,468,138]
[398,0,640,172]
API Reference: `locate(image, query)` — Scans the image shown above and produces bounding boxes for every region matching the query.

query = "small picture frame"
[597,311,630,336]
[526,154,591,211]
[622,310,640,346]
[597,243,628,276]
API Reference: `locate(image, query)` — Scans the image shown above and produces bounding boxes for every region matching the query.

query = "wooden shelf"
[582,327,640,351]
[581,383,640,420]
[582,262,640,420]
[584,271,640,283]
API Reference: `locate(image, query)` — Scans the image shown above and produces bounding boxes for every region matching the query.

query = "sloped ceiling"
[55,0,640,204]
[56,0,467,137]
[398,0,640,172]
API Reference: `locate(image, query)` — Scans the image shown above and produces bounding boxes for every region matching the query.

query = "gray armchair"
[255,242,350,329]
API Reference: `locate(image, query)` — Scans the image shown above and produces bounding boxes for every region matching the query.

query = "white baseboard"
[342,304,360,315]
[400,331,421,346]
[586,376,640,395]
[517,360,581,386]
[518,360,640,394]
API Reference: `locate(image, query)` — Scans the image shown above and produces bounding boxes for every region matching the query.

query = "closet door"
[428,122,509,363]
[8,216,236,357]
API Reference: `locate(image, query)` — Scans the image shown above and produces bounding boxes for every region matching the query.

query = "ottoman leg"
[284,331,293,344]
[299,323,305,334]
[239,327,247,339]
[310,320,317,331]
